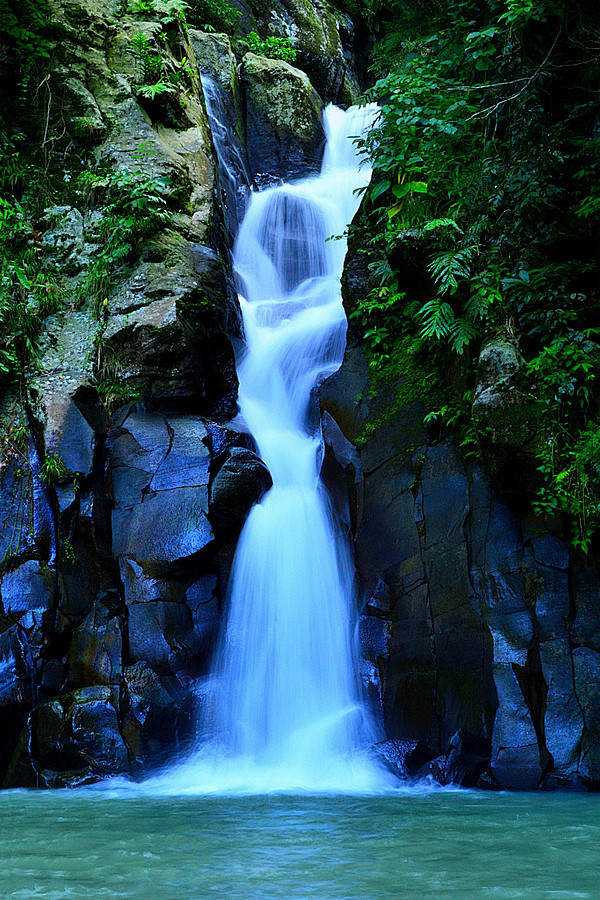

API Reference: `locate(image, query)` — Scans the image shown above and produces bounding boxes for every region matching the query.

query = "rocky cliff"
[0,0,352,787]
[320,232,600,791]
[1,0,599,792]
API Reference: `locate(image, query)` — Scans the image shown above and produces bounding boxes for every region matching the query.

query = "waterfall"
[151,94,390,793]
[200,75,251,240]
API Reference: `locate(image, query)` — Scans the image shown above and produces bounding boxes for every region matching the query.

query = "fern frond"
[418,297,456,340]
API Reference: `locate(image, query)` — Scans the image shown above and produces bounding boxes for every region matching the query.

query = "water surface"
[1,789,598,898]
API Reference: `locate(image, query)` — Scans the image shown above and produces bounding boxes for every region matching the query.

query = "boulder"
[241,52,325,184]
[209,446,273,538]
[472,338,540,466]
[4,687,130,786]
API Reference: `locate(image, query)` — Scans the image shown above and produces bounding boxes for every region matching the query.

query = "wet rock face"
[210,447,273,539]
[0,402,265,787]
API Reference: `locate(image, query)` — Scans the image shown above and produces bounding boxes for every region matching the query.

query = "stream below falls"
[1,789,599,898]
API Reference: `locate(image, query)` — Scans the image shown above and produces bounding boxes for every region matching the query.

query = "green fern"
[428,248,473,295]
[137,81,176,100]
[418,297,456,340]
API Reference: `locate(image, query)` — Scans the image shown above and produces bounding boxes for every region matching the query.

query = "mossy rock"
[241,51,325,182]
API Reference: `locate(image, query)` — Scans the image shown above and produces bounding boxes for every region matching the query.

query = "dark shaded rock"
[119,559,185,606]
[204,419,253,458]
[321,410,362,535]
[572,556,600,651]
[364,577,391,618]
[371,738,436,781]
[113,488,213,564]
[319,344,373,444]
[531,535,569,570]
[472,338,540,468]
[108,411,213,568]
[128,601,195,676]
[121,661,193,767]
[58,491,104,620]
[186,574,220,674]
[0,626,35,709]
[241,52,325,183]
[0,459,36,570]
[1,560,55,628]
[418,730,491,788]
[470,488,544,790]
[68,602,123,687]
[359,613,390,664]
[42,393,95,476]
[209,446,272,538]
[371,738,427,780]
[5,687,130,786]
[573,647,600,786]
[59,687,129,775]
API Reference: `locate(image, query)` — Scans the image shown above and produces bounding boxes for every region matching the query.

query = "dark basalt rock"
[319,233,600,794]
[209,446,273,539]
[416,731,491,788]
[371,738,435,781]
[68,602,123,688]
[3,688,129,788]
[121,661,193,769]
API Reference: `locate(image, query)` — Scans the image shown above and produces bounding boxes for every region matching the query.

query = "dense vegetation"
[2,0,599,550]
[350,0,600,552]
[0,0,296,400]
[0,0,60,393]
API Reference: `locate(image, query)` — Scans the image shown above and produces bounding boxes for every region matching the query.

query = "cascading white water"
[146,101,392,794]
[211,103,384,788]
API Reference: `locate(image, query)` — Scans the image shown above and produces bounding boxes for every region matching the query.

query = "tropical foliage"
[352,0,600,551]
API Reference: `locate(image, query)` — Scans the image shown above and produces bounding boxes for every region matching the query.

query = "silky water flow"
[148,100,392,794]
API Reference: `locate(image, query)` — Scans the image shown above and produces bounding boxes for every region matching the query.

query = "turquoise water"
[0,788,598,898]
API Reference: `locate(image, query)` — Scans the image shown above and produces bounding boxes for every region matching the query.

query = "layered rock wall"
[320,257,600,793]
[0,0,339,786]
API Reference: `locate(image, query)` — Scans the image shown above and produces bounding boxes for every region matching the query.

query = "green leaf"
[370,181,391,201]
[392,182,411,199]
[422,217,463,234]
